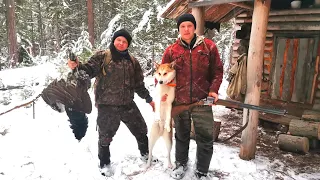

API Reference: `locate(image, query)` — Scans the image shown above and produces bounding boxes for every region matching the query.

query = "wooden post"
[192,7,205,35]
[239,0,271,160]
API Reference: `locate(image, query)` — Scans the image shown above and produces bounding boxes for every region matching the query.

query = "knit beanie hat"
[112,29,132,46]
[176,14,197,30]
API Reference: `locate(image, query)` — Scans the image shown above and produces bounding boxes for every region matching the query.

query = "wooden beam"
[267,22,320,31]
[269,8,320,16]
[236,15,320,23]
[188,0,253,8]
[192,6,205,35]
[229,2,253,10]
[239,0,271,160]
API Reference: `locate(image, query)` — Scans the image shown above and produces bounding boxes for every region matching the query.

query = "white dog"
[146,61,176,169]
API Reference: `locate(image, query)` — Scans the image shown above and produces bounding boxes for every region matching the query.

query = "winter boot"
[195,170,207,179]
[99,162,113,177]
[170,162,188,179]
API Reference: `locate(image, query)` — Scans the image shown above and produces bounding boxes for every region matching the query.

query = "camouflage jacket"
[161,35,223,104]
[78,50,152,106]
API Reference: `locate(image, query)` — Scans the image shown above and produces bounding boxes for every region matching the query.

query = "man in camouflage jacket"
[68,29,155,176]
[161,14,223,179]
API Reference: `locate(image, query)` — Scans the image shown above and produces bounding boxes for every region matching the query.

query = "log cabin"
[161,0,320,159]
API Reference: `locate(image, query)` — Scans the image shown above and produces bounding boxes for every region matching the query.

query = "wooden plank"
[289,39,299,101]
[279,39,290,99]
[229,2,253,10]
[282,39,294,101]
[236,15,320,23]
[311,56,320,104]
[271,38,286,99]
[188,0,253,8]
[268,22,320,31]
[269,8,320,16]
[240,0,271,161]
[292,39,309,103]
[161,0,183,18]
[259,112,292,125]
[305,39,316,103]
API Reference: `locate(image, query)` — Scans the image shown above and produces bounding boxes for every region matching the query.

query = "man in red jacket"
[161,14,223,179]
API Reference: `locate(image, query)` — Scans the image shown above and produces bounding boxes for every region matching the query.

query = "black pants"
[174,105,214,174]
[97,102,149,166]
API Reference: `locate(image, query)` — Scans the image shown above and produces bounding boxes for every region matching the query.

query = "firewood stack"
[278,110,320,154]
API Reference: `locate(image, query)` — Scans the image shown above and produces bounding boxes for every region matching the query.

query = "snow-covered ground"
[1,64,320,180]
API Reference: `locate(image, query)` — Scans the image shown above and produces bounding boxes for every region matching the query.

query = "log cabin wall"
[232,9,320,117]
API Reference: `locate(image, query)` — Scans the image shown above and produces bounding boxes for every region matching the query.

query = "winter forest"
[0,0,234,73]
[2,0,320,179]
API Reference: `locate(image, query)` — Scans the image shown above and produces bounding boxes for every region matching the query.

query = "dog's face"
[154,62,176,85]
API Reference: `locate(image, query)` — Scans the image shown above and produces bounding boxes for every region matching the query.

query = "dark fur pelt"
[66,107,88,141]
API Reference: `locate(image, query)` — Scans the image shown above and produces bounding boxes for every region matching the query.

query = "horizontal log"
[189,0,253,8]
[289,119,320,139]
[236,15,320,23]
[267,22,320,31]
[259,112,292,125]
[278,134,309,154]
[266,32,273,37]
[269,8,320,16]
[229,2,253,10]
[302,110,320,121]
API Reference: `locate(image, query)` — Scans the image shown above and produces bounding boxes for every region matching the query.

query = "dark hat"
[176,13,197,30]
[112,29,132,46]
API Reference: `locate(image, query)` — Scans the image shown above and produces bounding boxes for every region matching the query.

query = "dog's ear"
[170,61,176,69]
[154,62,160,69]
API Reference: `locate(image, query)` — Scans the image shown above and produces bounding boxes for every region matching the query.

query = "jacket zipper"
[122,60,125,104]
[189,48,192,104]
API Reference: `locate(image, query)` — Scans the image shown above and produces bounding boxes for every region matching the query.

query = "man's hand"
[67,59,79,70]
[149,101,155,112]
[208,91,219,105]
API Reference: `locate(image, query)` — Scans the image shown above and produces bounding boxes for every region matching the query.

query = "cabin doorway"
[270,35,319,104]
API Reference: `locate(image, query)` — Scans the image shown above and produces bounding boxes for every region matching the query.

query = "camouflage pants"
[97,101,148,166]
[174,105,213,174]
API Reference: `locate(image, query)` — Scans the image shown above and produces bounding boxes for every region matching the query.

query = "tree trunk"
[239,0,271,160]
[6,0,18,67]
[54,14,61,52]
[278,134,309,154]
[37,0,44,55]
[87,0,94,47]
[289,119,320,139]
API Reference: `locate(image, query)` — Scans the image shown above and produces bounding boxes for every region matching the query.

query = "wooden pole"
[192,7,205,35]
[239,0,271,160]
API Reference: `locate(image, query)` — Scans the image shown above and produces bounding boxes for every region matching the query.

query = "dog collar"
[166,79,176,87]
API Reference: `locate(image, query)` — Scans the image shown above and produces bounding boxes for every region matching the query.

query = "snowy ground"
[1,64,320,180]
